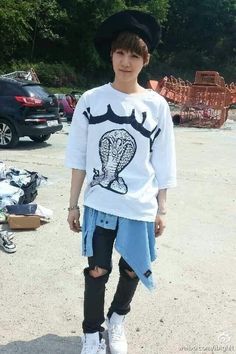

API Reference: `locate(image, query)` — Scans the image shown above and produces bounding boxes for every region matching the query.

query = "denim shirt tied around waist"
[82,206,158,290]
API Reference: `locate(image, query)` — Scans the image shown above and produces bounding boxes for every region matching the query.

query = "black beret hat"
[94,10,161,62]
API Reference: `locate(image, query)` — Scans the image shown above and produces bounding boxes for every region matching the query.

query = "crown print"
[83,104,161,151]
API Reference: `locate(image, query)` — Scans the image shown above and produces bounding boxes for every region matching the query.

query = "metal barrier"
[147,71,236,128]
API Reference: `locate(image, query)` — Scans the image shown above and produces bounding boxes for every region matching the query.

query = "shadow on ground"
[0,332,111,354]
[11,140,51,151]
[0,334,82,354]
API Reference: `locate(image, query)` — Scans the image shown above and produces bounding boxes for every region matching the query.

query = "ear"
[143,54,150,67]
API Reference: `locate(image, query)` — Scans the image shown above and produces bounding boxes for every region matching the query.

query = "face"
[111,49,149,84]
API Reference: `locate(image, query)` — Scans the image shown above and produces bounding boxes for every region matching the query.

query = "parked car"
[0,77,62,148]
[55,92,80,121]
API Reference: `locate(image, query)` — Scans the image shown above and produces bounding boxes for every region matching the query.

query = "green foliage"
[34,62,79,87]
[0,0,34,59]
[0,0,235,85]
[0,60,84,87]
[124,0,169,22]
[46,86,85,94]
[0,0,69,62]
[31,0,67,41]
[162,0,236,71]
[56,0,127,74]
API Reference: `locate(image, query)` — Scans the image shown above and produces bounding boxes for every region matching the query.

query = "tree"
[124,0,169,22]
[56,0,169,82]
[162,0,236,70]
[57,0,127,80]
[28,0,68,60]
[0,0,33,61]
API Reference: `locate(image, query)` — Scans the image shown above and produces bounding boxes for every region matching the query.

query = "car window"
[0,81,24,96]
[54,93,65,99]
[23,85,50,98]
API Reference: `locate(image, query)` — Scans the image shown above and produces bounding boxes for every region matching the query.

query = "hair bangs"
[111,32,149,61]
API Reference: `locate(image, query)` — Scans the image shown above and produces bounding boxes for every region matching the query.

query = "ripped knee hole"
[125,269,137,279]
[89,266,108,278]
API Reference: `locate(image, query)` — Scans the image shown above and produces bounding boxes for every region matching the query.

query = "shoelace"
[1,234,13,245]
[0,230,14,242]
[110,324,124,341]
[98,341,106,350]
[83,339,105,353]
[0,230,14,240]
[83,342,97,354]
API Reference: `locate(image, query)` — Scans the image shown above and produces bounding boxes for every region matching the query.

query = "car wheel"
[0,119,19,148]
[172,114,181,126]
[29,134,51,143]
[67,114,73,122]
[59,108,65,117]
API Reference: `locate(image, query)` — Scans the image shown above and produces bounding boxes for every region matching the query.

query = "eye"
[131,53,140,59]
[116,49,124,55]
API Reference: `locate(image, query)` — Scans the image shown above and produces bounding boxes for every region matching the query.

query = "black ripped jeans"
[82,226,139,333]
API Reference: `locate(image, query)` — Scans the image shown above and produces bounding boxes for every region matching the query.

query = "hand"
[67,209,81,233]
[155,214,166,237]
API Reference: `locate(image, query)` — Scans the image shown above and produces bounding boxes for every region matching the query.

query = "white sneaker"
[81,332,106,354]
[106,313,127,354]
[0,232,16,253]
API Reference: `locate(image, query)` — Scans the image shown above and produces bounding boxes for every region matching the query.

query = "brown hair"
[111,31,149,63]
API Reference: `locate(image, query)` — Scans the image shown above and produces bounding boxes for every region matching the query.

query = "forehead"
[114,48,140,54]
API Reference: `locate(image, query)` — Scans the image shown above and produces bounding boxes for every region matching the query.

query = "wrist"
[68,205,80,212]
[157,209,167,216]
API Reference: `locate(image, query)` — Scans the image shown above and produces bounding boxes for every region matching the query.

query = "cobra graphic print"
[91,129,137,194]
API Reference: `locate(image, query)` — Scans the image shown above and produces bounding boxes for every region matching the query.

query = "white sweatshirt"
[65,83,176,222]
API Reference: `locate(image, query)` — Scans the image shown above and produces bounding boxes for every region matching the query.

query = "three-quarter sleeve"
[151,99,177,189]
[65,94,88,170]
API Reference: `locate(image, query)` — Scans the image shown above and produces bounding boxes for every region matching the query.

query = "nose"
[121,53,130,67]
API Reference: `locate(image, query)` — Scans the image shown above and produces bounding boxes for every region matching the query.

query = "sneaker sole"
[0,244,17,253]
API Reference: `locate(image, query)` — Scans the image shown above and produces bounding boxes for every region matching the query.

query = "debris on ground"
[0,161,52,253]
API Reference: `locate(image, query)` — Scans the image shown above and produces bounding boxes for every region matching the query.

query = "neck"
[111,79,145,94]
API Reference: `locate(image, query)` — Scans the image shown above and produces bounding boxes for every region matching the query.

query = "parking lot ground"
[0,113,236,354]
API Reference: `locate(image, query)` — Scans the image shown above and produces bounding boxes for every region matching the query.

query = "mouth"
[119,70,131,73]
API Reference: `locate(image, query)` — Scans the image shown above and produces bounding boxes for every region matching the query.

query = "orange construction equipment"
[147,71,236,128]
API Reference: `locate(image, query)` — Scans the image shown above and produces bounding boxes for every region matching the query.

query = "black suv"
[0,77,63,148]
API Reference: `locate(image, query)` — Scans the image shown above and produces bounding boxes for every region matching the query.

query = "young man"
[66,10,176,354]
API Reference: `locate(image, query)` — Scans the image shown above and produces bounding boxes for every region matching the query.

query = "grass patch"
[46,86,85,95]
